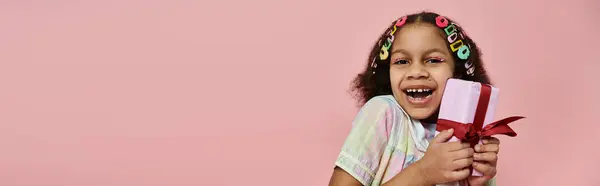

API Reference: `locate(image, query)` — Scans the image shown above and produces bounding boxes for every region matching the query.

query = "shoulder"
[358,95,405,115]
[353,95,406,127]
[361,95,399,110]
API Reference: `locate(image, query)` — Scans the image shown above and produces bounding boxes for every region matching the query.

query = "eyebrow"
[391,48,450,56]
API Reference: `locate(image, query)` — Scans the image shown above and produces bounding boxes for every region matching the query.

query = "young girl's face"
[389,23,455,120]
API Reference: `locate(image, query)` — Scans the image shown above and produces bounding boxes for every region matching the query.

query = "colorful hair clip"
[464,60,474,69]
[374,14,474,77]
[450,40,464,52]
[380,48,389,60]
[457,45,471,60]
[435,16,449,28]
[396,16,407,27]
[444,24,457,36]
[433,15,475,76]
[466,66,475,76]
[447,32,459,43]
[371,57,378,74]
[378,17,406,61]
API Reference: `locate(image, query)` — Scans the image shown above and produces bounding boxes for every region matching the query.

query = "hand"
[467,137,500,186]
[415,129,474,185]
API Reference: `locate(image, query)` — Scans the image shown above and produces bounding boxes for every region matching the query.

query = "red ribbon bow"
[436,83,525,148]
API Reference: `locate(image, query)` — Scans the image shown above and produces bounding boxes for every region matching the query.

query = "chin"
[405,109,436,120]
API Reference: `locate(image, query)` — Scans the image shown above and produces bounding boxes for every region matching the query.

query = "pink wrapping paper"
[434,78,500,176]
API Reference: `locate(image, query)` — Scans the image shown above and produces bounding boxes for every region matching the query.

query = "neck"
[420,109,440,124]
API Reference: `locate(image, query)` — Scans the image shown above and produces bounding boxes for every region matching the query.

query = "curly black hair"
[351,11,492,106]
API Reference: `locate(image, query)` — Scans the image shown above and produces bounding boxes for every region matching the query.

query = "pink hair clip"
[395,16,407,27]
[435,16,449,28]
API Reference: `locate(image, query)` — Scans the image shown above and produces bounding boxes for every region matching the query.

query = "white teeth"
[406,88,431,92]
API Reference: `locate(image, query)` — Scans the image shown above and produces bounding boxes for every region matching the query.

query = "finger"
[472,162,496,177]
[432,129,455,143]
[451,158,473,170]
[467,175,489,186]
[482,137,500,145]
[451,147,474,160]
[446,141,471,152]
[473,152,498,165]
[449,168,471,181]
[475,143,499,153]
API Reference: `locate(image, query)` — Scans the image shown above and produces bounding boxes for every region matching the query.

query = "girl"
[329,12,499,186]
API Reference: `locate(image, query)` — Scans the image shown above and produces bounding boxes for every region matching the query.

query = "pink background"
[1,0,599,185]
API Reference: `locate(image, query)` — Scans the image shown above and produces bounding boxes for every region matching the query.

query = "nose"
[406,63,429,80]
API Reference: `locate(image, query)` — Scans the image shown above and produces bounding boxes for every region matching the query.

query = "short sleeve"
[335,97,394,185]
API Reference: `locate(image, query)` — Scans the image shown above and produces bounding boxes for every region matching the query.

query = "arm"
[328,97,432,186]
[328,167,363,186]
[329,162,431,186]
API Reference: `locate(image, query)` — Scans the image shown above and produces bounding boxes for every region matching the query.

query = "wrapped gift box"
[434,78,501,176]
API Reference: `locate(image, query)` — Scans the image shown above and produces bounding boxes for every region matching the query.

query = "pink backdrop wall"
[1,0,599,185]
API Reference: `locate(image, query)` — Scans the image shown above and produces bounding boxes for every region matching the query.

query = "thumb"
[432,129,454,143]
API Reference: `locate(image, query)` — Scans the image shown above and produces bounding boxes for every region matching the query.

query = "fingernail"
[475,144,481,151]
[483,139,489,144]
[448,128,454,133]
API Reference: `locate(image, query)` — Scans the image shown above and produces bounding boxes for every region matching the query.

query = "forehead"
[391,23,448,53]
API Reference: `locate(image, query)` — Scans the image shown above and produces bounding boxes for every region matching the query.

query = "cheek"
[389,69,404,85]
[432,66,454,81]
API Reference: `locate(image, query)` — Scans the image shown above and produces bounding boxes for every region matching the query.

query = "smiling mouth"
[403,88,435,104]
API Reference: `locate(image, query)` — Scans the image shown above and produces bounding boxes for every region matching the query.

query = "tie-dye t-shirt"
[334,95,496,186]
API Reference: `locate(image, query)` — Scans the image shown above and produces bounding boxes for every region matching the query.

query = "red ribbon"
[436,83,525,175]
[436,84,524,145]
[437,116,524,147]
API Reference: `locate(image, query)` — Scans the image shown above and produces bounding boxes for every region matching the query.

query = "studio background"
[1,0,599,185]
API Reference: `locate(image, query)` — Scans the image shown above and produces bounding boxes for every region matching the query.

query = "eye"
[425,57,445,64]
[393,58,409,65]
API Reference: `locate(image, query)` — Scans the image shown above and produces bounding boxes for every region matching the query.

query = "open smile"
[402,87,436,105]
